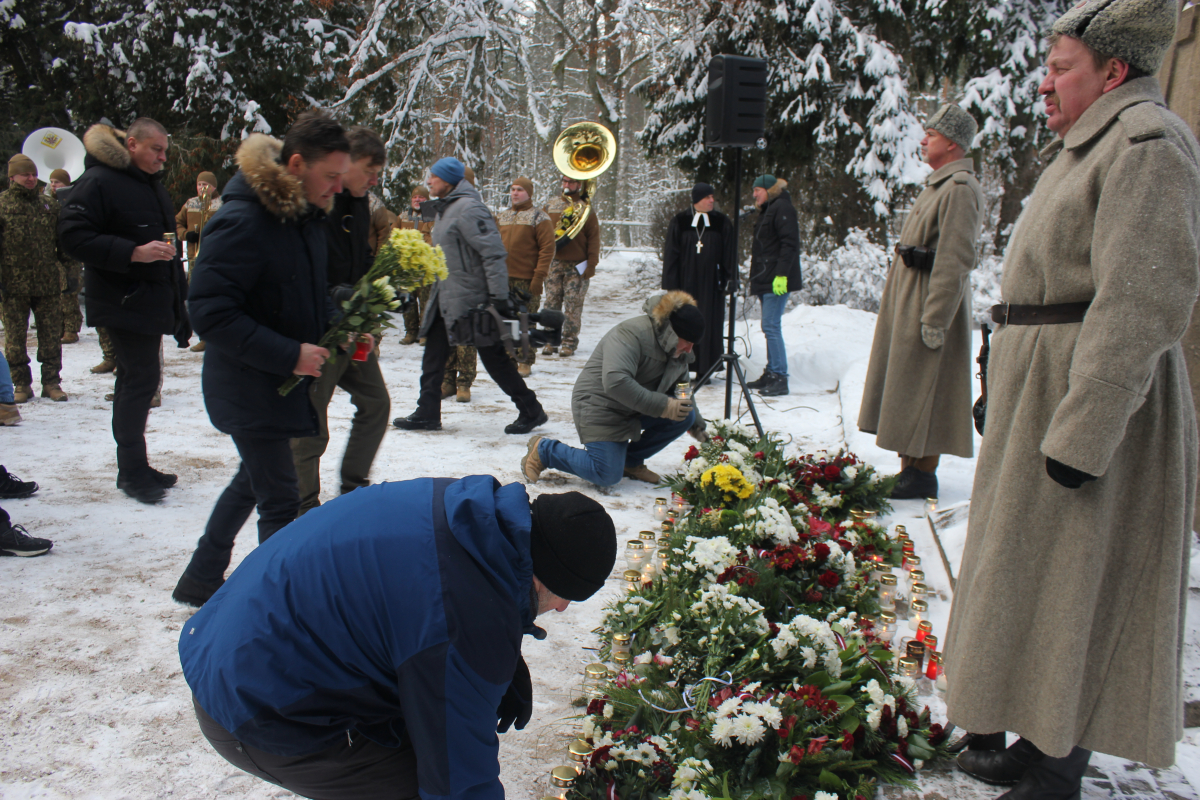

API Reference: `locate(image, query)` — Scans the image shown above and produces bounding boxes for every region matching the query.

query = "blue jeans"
[0,350,12,403]
[538,411,696,487]
[760,292,789,377]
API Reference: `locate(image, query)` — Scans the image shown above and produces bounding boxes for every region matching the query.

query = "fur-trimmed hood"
[762,178,787,206]
[233,133,309,222]
[83,124,131,170]
[646,290,697,327]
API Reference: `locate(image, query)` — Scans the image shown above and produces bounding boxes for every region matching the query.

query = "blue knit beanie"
[431,157,465,186]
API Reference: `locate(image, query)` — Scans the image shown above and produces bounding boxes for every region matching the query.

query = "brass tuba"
[552,122,616,245]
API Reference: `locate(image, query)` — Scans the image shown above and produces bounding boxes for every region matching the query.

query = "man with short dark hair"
[393,156,546,435]
[290,126,391,516]
[171,111,349,608]
[59,118,189,503]
[180,476,617,800]
[524,291,708,487]
[945,0,1200,794]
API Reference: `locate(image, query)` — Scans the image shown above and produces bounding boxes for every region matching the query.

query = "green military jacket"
[0,183,69,296]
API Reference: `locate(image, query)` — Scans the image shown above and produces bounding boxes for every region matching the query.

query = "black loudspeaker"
[705,55,768,147]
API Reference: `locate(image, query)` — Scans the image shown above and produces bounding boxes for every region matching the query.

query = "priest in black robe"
[662,183,734,383]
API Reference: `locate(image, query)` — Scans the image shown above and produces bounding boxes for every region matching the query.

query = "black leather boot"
[948,731,1008,754]
[957,737,1043,786]
[998,747,1090,800]
[746,370,774,390]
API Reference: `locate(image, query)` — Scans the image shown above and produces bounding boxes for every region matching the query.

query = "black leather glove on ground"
[496,655,532,733]
[1046,457,1097,489]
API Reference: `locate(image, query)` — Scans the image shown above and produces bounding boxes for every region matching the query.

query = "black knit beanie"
[529,493,616,602]
[691,183,715,205]
[669,303,705,344]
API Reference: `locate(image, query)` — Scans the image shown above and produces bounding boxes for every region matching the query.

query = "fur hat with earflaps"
[1052,0,1179,75]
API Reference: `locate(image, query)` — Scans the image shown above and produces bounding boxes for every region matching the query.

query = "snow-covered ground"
[0,252,1196,799]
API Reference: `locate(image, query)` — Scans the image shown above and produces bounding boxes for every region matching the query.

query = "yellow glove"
[772,276,787,295]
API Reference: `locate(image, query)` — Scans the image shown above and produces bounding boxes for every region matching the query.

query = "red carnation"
[818,570,841,588]
[806,589,824,602]
[754,451,766,460]
[684,445,700,461]
[841,729,855,750]
[823,464,841,480]
[586,698,606,715]
[813,542,831,560]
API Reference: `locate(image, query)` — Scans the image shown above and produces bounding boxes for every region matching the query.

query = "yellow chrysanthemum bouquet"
[699,463,755,507]
[279,228,447,395]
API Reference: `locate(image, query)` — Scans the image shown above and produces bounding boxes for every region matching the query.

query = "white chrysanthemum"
[711,716,735,746]
[744,701,783,728]
[732,714,766,745]
[716,697,742,718]
[844,466,858,479]
[897,716,909,738]
[799,646,818,668]
[815,792,840,800]
[867,706,883,730]
[603,703,614,718]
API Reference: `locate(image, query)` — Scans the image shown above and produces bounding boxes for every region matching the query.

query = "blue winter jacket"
[178,476,537,800]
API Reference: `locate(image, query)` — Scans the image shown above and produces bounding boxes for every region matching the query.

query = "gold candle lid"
[639,530,657,542]
[910,598,928,613]
[909,569,925,583]
[585,663,609,679]
[661,522,673,531]
[905,639,925,657]
[894,524,907,534]
[879,573,897,586]
[569,739,593,761]
[656,537,671,548]
[613,651,632,663]
[924,634,938,650]
[917,620,933,633]
[910,582,928,596]
[551,765,578,787]
[898,657,920,676]
[929,650,942,664]
[613,633,631,643]
[655,497,667,503]
[665,508,678,518]
[622,569,642,582]
[879,609,897,623]
[907,555,922,568]
[626,540,644,551]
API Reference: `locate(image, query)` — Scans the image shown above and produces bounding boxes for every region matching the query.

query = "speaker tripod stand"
[693,147,765,438]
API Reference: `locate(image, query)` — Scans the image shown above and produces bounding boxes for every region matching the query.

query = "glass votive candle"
[877,573,897,607]
[905,638,926,669]
[894,524,907,537]
[868,555,888,583]
[612,633,632,658]
[926,651,943,680]
[623,569,643,593]
[923,634,938,653]
[676,381,692,401]
[908,598,928,630]
[915,620,932,642]
[639,530,657,550]
[878,609,897,639]
[613,651,632,668]
[568,739,593,770]
[910,582,928,603]
[905,555,922,574]
[660,521,673,533]
[550,765,577,797]
[924,496,939,515]
[898,657,920,679]
[653,498,668,521]
[583,663,610,698]
[906,569,925,593]
[625,540,647,570]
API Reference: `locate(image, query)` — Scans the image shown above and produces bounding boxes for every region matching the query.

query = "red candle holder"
[352,338,372,362]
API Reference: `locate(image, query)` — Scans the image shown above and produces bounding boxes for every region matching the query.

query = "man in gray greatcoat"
[858,105,983,500]
[944,1,1200,796]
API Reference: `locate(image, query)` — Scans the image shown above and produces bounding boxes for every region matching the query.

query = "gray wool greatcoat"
[943,79,1200,768]
[857,158,983,458]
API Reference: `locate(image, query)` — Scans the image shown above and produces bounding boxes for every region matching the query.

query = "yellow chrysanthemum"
[700,464,753,500]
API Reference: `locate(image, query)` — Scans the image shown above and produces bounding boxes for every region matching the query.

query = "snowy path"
[0,253,1197,799]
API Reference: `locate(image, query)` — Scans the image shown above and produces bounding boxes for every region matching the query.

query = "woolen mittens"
[921,324,945,350]
[529,493,617,602]
[1046,457,1098,489]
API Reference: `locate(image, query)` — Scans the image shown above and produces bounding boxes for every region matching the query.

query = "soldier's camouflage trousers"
[62,290,83,335]
[542,259,590,351]
[98,326,116,362]
[403,285,433,338]
[508,277,540,366]
[442,345,477,391]
[2,294,63,387]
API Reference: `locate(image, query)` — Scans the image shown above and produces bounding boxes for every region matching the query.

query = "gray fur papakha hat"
[1051,0,1179,75]
[925,105,978,154]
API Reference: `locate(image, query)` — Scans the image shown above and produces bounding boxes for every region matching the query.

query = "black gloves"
[185,230,200,244]
[491,296,516,318]
[330,284,356,307]
[496,655,532,733]
[1046,457,1097,489]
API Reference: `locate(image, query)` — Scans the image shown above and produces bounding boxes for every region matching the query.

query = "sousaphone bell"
[552,122,616,245]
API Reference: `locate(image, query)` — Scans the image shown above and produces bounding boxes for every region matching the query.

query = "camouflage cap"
[1052,0,1179,75]
[926,105,978,154]
[8,153,36,178]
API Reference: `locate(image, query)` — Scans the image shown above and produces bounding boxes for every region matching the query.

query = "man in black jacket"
[58,118,190,504]
[745,175,802,397]
[290,126,390,515]
[171,112,349,608]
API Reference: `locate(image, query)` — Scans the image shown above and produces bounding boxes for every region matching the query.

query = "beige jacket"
[858,158,983,458]
[496,200,554,293]
[544,193,601,278]
[943,78,1200,768]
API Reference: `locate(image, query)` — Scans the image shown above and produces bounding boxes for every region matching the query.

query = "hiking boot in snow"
[559,346,575,358]
[172,573,225,608]
[400,333,417,345]
[104,393,115,402]
[0,404,21,426]
[0,466,38,498]
[61,331,79,344]
[517,363,532,378]
[890,465,938,500]
[759,371,789,396]
[150,467,178,488]
[90,359,116,374]
[746,370,775,390]
[393,412,442,431]
[189,340,207,352]
[41,384,68,402]
[150,393,162,408]
[505,408,547,435]
[541,344,557,356]
[13,385,32,404]
[456,387,471,403]
[441,383,455,400]
[117,470,166,504]
[521,436,544,483]
[0,524,52,557]
[623,465,661,484]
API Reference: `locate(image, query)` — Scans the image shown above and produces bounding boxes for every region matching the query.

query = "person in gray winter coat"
[393,157,545,435]
[521,291,708,487]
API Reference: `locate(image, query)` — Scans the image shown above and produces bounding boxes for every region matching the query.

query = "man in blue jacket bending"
[179,475,616,800]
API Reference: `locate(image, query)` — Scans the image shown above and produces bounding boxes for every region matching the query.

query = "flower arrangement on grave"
[278,229,446,395]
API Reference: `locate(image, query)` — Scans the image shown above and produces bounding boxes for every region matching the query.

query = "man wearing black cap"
[180,475,617,800]
[522,291,708,486]
[663,183,735,382]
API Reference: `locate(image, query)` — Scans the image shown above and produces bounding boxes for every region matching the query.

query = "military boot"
[41,385,68,402]
[90,359,116,374]
[189,340,206,352]
[521,435,544,483]
[12,386,32,404]
[623,465,662,484]
[61,331,79,344]
[0,404,21,426]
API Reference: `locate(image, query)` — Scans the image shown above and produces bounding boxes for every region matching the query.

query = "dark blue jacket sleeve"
[188,211,302,375]
[57,173,137,273]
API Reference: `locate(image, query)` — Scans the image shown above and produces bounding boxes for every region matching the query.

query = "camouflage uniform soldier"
[542,174,601,357]
[176,172,222,354]
[46,169,83,345]
[441,344,477,402]
[0,154,70,402]
[497,176,554,377]
[94,327,117,372]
